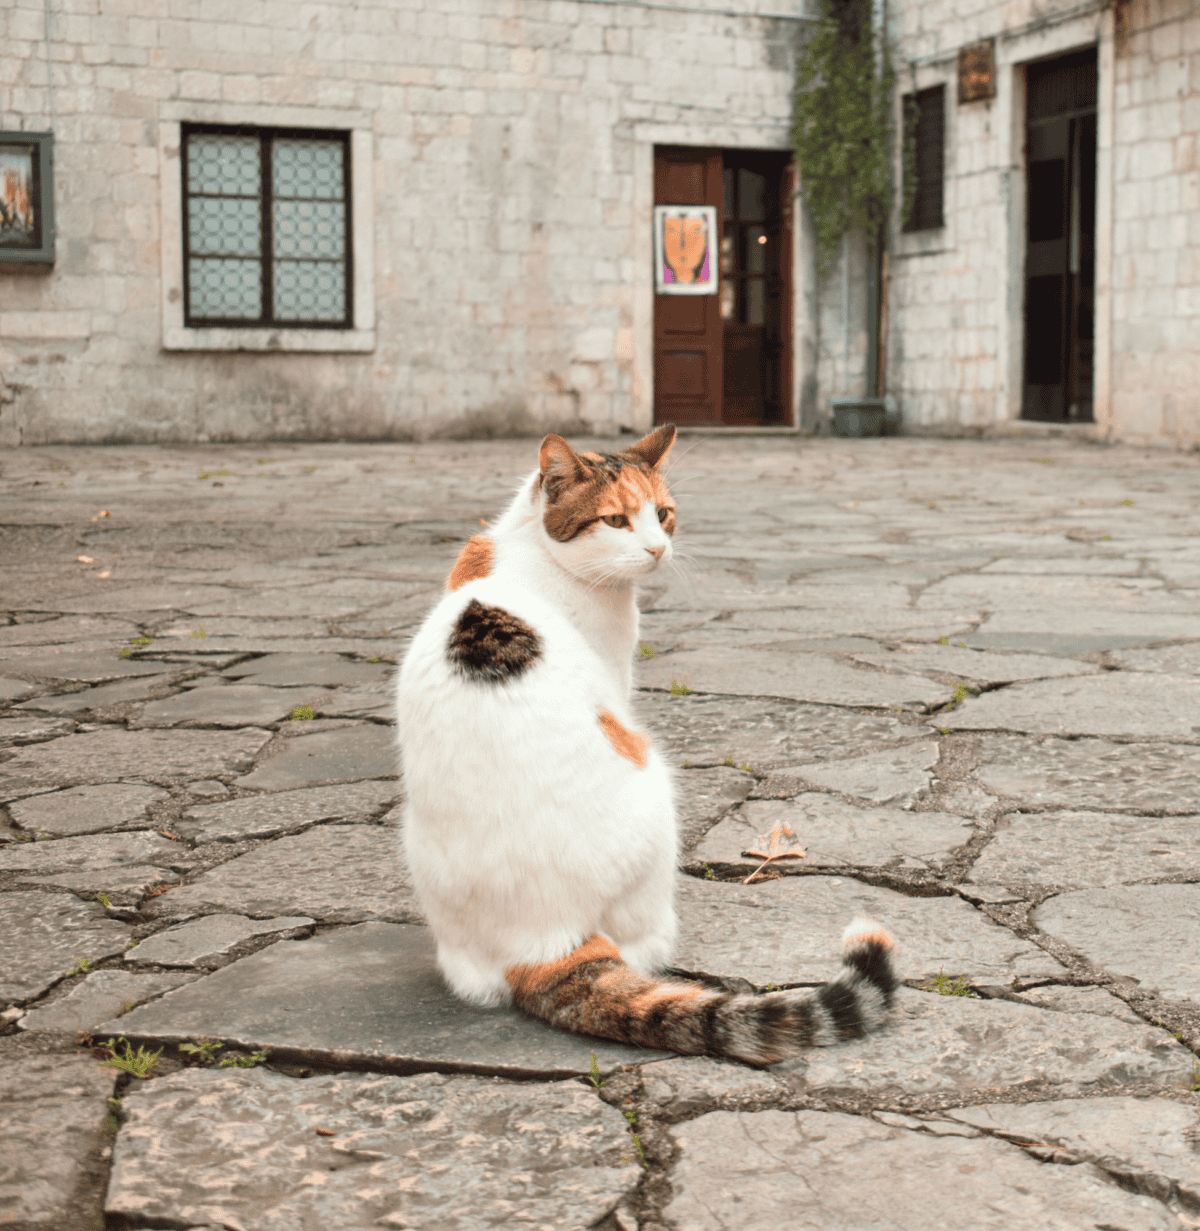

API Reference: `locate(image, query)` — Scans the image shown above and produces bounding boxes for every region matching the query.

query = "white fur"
[396,468,677,1006]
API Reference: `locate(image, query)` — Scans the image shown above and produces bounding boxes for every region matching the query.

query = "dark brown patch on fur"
[597,707,650,768]
[446,599,542,683]
[446,535,493,591]
[539,429,678,543]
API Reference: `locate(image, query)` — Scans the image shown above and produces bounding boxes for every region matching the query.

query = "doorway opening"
[653,147,792,426]
[1022,48,1097,423]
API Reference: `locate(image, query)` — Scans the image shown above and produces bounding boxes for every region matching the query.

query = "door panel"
[653,147,793,426]
[1022,50,1096,423]
[654,148,723,425]
[719,150,792,425]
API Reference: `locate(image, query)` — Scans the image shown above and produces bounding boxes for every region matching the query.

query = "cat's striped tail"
[505,918,897,1065]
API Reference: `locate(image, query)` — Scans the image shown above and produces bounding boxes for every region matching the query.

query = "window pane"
[745,226,766,273]
[273,259,345,321]
[745,278,765,326]
[273,140,344,200]
[188,257,262,318]
[187,136,260,197]
[273,199,346,259]
[738,169,765,221]
[187,197,260,256]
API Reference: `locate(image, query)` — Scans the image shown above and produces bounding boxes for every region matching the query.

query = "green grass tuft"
[586,1052,605,1090]
[923,969,978,998]
[98,1037,162,1079]
[290,704,315,721]
[669,680,694,695]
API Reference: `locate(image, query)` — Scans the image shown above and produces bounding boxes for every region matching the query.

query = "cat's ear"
[539,434,587,499]
[623,424,676,469]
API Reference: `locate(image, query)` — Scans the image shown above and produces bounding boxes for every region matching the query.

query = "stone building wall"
[879,0,1200,447]
[0,0,805,445]
[1109,0,1200,446]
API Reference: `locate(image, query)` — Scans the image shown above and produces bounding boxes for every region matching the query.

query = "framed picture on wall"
[0,132,55,264]
[653,204,717,295]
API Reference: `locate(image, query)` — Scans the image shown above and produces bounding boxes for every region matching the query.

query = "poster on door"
[653,205,718,295]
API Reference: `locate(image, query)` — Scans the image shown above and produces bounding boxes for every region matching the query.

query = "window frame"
[181,123,353,331]
[158,105,374,354]
[0,130,55,266]
[902,85,946,234]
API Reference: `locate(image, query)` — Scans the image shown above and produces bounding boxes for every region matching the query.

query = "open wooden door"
[653,147,793,426]
[653,148,724,424]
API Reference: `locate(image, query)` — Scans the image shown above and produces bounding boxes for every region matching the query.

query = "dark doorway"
[1023,49,1097,422]
[653,147,793,425]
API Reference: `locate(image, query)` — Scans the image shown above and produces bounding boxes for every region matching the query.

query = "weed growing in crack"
[98,1037,162,1079]
[66,958,93,977]
[669,680,694,695]
[587,1052,605,1091]
[702,863,715,880]
[190,627,207,638]
[923,970,978,998]
[95,893,111,908]
[180,1038,224,1065]
[639,641,656,658]
[739,761,753,773]
[951,681,972,705]
[219,1049,268,1068]
[621,1108,648,1166]
[290,704,315,721]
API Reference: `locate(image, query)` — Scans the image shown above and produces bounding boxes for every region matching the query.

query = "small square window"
[181,124,352,329]
[903,86,945,233]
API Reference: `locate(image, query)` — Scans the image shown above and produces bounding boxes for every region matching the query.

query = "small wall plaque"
[958,40,996,104]
[0,131,55,264]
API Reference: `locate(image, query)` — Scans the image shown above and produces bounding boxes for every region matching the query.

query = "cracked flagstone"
[105,1067,642,1231]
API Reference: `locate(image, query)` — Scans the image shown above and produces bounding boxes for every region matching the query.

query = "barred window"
[902,86,945,233]
[182,125,352,328]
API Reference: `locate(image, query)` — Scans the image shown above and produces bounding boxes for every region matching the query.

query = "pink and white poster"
[653,205,718,296]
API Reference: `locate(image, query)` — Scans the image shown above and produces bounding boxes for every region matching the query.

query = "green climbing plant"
[790,0,895,273]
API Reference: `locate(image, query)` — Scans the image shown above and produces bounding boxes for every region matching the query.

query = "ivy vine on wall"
[790,0,895,274]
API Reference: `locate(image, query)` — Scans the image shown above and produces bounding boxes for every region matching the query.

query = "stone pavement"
[1,435,1199,1231]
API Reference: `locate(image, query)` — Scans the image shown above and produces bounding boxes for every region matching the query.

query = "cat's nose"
[645,546,665,560]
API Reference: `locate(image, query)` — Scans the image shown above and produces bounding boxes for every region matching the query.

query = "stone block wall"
[1109,0,1200,445]
[880,0,1200,446]
[0,0,804,445]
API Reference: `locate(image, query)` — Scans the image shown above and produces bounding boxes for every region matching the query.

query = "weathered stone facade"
[872,0,1200,447]
[0,0,1197,446]
[0,0,804,444]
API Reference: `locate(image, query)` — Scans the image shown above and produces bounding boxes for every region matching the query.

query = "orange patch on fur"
[446,535,493,590]
[598,708,650,768]
[844,919,894,950]
[505,934,621,997]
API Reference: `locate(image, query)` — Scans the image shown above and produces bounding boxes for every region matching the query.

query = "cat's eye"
[657,506,673,523]
[602,513,629,529]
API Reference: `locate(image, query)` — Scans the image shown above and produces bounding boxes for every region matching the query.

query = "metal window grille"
[182,125,352,328]
[902,86,945,233]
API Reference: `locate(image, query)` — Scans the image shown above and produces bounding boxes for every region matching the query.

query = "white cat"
[396,427,895,1064]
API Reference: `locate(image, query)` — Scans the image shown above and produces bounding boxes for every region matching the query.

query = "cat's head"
[535,425,676,584]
